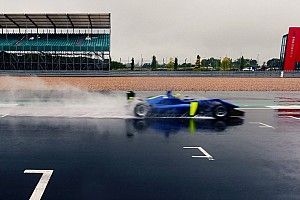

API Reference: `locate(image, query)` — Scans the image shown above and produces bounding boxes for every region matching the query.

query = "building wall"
[283,27,300,71]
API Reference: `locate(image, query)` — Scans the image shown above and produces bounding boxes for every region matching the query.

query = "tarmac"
[0,91,300,200]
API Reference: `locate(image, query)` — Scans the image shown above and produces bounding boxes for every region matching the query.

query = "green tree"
[151,55,157,71]
[201,59,210,68]
[174,57,178,71]
[221,57,232,71]
[233,57,258,71]
[249,59,258,67]
[199,57,220,71]
[110,61,126,70]
[261,62,267,71]
[195,55,201,68]
[240,56,245,71]
[180,63,193,70]
[209,57,221,70]
[131,58,135,71]
[166,57,174,71]
[267,58,281,69]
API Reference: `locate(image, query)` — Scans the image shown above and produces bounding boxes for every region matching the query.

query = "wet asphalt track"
[0,91,300,200]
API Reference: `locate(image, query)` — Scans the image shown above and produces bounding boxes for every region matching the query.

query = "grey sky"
[0,0,299,63]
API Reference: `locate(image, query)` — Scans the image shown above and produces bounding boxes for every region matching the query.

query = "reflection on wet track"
[126,117,244,137]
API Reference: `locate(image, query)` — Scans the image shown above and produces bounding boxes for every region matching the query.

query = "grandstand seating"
[0,34,110,52]
[0,13,111,71]
[0,34,22,47]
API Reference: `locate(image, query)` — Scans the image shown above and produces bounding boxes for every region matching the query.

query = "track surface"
[0,91,300,200]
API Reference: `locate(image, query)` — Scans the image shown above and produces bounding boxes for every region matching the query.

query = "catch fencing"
[0,70,299,78]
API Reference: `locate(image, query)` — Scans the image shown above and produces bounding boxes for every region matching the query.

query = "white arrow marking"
[249,122,275,129]
[183,147,215,161]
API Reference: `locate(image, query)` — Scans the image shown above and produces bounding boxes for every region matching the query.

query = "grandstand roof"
[0,13,111,29]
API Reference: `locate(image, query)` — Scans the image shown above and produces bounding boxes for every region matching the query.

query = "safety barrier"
[0,70,299,78]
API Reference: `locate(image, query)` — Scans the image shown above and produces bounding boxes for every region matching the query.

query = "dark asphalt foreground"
[0,91,300,200]
[0,110,300,200]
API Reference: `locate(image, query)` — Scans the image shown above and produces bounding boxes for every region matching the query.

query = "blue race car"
[127,91,244,119]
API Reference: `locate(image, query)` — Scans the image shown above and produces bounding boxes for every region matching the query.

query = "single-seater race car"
[127,91,244,119]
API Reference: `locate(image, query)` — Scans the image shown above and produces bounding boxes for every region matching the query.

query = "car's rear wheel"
[134,103,150,118]
[213,105,228,119]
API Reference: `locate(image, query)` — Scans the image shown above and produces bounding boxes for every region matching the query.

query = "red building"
[280,27,300,71]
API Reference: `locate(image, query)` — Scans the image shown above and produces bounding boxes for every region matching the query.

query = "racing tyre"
[213,105,228,119]
[134,103,150,118]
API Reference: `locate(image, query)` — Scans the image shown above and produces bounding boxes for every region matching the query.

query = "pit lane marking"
[183,147,215,161]
[24,170,53,200]
[249,122,275,129]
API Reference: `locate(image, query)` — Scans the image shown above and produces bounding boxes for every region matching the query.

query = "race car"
[127,91,244,119]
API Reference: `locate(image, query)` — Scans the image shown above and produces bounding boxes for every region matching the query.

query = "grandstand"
[0,14,111,71]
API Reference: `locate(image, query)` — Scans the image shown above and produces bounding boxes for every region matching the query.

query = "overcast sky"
[0,0,299,63]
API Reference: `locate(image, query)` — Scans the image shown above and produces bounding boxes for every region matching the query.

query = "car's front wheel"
[134,103,150,118]
[213,105,228,119]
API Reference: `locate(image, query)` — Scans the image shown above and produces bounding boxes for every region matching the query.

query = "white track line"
[288,116,300,120]
[0,103,18,108]
[1,114,8,118]
[238,108,273,110]
[267,105,300,109]
[239,105,300,110]
[249,122,275,129]
[183,147,215,161]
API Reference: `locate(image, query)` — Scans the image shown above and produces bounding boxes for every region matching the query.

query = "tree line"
[111,55,282,71]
